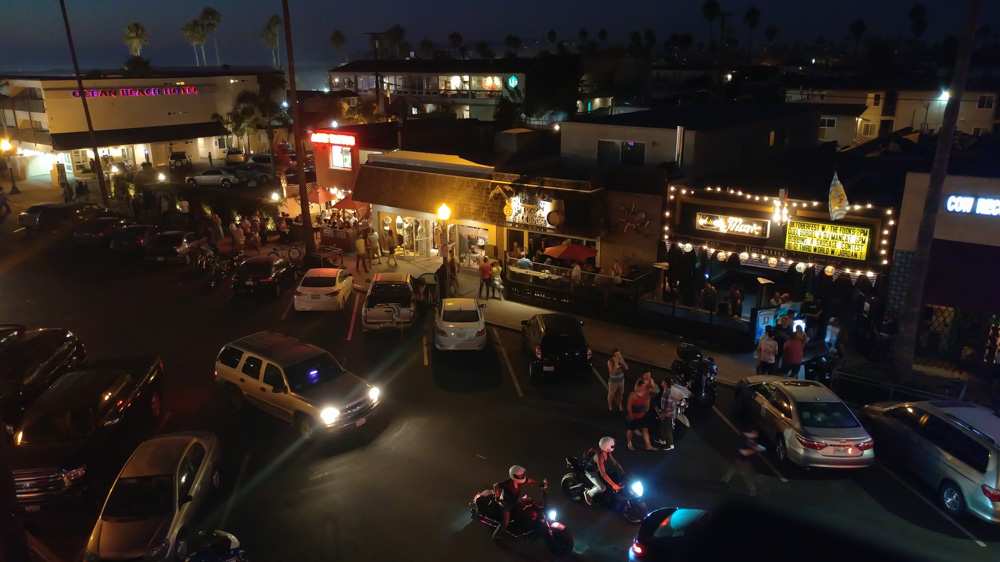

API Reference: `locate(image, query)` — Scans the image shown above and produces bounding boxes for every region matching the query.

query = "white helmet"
[509,465,527,483]
[599,436,615,452]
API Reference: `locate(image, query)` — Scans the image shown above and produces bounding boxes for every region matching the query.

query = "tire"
[295,413,315,438]
[225,384,243,412]
[544,527,574,557]
[221,180,231,188]
[940,480,966,516]
[288,247,303,261]
[560,472,585,502]
[775,434,788,465]
[623,499,646,524]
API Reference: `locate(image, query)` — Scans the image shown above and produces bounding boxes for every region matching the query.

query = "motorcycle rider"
[583,436,625,506]
[492,465,547,540]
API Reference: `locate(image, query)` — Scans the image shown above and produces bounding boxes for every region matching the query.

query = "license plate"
[542,366,555,372]
[355,417,367,427]
[829,447,857,457]
[311,295,321,300]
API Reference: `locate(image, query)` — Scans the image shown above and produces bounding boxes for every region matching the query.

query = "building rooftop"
[330,58,540,74]
[0,65,280,81]
[570,103,818,131]
[368,150,494,175]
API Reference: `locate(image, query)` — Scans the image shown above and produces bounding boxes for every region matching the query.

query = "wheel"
[544,527,574,557]
[940,481,966,515]
[225,384,243,412]
[775,434,788,465]
[623,499,647,524]
[295,413,315,438]
[220,180,232,188]
[560,472,585,502]
[288,246,303,261]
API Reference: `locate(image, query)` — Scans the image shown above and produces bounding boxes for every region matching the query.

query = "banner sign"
[945,195,1000,217]
[784,219,870,261]
[71,86,199,98]
[695,212,770,239]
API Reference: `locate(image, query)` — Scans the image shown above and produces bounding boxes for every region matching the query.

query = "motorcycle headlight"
[146,538,169,560]
[319,406,340,426]
[629,481,645,498]
[547,509,558,521]
[368,386,381,403]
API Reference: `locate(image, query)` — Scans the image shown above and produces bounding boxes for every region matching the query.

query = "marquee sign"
[71,86,199,98]
[695,212,770,239]
[784,219,870,261]
[945,195,1000,217]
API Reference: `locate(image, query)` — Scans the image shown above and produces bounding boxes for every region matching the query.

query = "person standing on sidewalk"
[721,431,766,496]
[782,330,805,377]
[354,231,369,274]
[607,349,628,411]
[448,252,459,296]
[478,258,492,299]
[626,380,656,451]
[491,260,503,299]
[385,234,398,267]
[755,327,778,374]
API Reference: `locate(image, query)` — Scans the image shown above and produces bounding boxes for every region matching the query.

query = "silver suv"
[214,332,381,437]
[863,400,1000,522]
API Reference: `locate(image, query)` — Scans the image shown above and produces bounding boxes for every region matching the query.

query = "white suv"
[214,332,381,437]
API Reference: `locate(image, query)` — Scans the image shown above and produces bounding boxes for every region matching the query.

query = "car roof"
[243,255,277,265]
[744,376,841,402]
[442,298,478,311]
[303,268,343,277]
[372,272,409,283]
[24,368,130,420]
[121,434,196,478]
[228,331,326,367]
[537,313,581,332]
[921,401,1000,445]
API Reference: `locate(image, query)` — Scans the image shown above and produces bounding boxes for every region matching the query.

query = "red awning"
[333,196,369,214]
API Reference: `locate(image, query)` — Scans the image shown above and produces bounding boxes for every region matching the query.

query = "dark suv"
[18,202,99,233]
[0,328,86,425]
[8,356,164,506]
[232,255,296,297]
[521,313,592,381]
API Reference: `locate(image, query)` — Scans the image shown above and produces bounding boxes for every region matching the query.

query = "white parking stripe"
[591,366,608,390]
[712,405,789,484]
[422,335,429,367]
[491,327,523,398]
[877,464,987,548]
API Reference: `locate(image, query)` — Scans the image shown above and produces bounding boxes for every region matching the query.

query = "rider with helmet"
[492,465,547,540]
[584,436,624,505]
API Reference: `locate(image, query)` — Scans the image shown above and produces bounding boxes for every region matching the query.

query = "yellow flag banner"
[828,172,849,221]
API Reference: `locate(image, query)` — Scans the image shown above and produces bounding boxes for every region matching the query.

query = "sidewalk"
[344,251,756,386]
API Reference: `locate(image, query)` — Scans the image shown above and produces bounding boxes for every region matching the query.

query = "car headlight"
[547,509,558,521]
[629,480,645,498]
[319,406,340,426]
[368,386,381,403]
[146,538,169,560]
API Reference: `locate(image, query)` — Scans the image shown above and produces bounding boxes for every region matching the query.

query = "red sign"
[71,86,199,98]
[309,131,355,146]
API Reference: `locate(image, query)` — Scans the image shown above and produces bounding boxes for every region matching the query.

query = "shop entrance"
[378,211,441,258]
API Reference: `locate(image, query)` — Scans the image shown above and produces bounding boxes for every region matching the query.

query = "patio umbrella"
[543,242,596,263]
[332,196,370,216]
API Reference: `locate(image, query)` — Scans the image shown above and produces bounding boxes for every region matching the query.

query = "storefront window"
[330,145,351,170]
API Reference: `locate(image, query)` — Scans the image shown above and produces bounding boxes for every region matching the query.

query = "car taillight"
[213,369,219,380]
[795,433,828,450]
[475,328,486,337]
[982,484,1000,502]
[857,439,874,451]
[631,542,645,557]
[534,345,542,359]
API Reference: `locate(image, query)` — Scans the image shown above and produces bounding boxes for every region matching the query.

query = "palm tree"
[123,22,148,57]
[418,38,435,59]
[909,3,928,40]
[262,15,281,68]
[237,73,289,156]
[448,32,463,57]
[849,18,867,56]
[200,7,222,66]
[330,29,346,60]
[474,41,494,59]
[384,24,406,58]
[764,23,779,48]
[181,19,207,66]
[702,0,721,45]
[744,5,760,60]
[503,34,522,57]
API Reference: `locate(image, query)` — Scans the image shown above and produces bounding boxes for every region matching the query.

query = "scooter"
[470,483,574,557]
[560,456,648,524]
[183,530,248,562]
[670,343,718,407]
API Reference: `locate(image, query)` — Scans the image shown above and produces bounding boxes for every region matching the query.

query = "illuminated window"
[330,145,352,170]
[861,122,877,137]
[819,117,837,128]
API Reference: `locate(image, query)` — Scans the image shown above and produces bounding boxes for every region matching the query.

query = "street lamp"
[0,137,18,194]
[437,203,451,298]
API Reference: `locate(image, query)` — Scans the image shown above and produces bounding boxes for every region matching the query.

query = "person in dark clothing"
[492,465,546,540]
[435,263,448,303]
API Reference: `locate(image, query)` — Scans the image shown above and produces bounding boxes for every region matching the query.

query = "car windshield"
[797,402,859,428]
[0,332,69,380]
[369,283,411,306]
[301,276,337,288]
[442,309,479,323]
[103,476,173,520]
[241,261,273,276]
[22,407,96,444]
[285,353,345,392]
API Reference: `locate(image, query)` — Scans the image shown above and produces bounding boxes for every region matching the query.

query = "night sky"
[4,0,997,88]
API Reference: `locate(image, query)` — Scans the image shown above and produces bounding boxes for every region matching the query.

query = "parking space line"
[26,532,63,562]
[491,327,523,398]
[877,464,987,548]
[221,452,251,528]
[346,292,361,341]
[591,366,608,390]
[712,405,789,483]
[422,335,429,367]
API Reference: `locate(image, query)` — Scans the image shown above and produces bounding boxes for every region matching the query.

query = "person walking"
[491,260,503,299]
[367,228,382,264]
[230,221,245,254]
[354,231,369,274]
[657,376,688,452]
[448,253,459,296]
[478,257,493,299]
[626,380,656,451]
[385,233,398,267]
[570,262,582,289]
[0,189,10,221]
[721,430,766,496]
[607,349,628,412]
[782,329,806,377]
[755,326,779,374]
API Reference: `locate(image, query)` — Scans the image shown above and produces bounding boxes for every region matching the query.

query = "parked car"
[0,327,86,425]
[168,151,193,170]
[434,298,487,351]
[629,507,712,561]
[248,154,273,166]
[293,268,353,312]
[185,169,240,188]
[71,215,130,247]
[8,356,164,506]
[224,148,246,164]
[229,163,272,184]
[85,431,221,562]
[214,332,381,437]
[232,255,296,297]
[863,400,1000,522]
[520,313,591,381]
[144,231,198,264]
[109,224,158,256]
[361,273,415,332]
[735,376,874,469]
[18,202,99,233]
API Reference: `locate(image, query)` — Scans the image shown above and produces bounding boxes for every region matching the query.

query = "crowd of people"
[754,313,843,377]
[606,350,690,453]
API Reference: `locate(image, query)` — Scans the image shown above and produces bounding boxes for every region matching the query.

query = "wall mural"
[618,200,652,235]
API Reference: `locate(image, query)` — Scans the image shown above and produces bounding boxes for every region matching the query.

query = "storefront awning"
[51,121,228,151]
[355,164,503,225]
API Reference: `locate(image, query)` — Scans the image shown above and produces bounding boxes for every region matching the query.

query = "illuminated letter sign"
[71,85,199,98]
[310,132,356,146]
[784,219,871,261]
[946,194,1000,217]
[695,212,770,238]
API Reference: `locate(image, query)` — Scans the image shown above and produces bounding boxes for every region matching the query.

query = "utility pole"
[58,0,107,206]
[280,0,316,257]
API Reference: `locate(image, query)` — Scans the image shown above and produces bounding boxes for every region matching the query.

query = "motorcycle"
[670,342,718,407]
[207,253,241,290]
[469,482,574,557]
[560,456,648,524]
[183,530,248,562]
[803,348,841,387]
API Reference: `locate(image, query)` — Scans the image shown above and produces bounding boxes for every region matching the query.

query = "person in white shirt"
[756,326,779,374]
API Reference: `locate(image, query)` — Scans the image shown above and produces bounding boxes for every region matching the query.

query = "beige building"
[786,88,998,146]
[0,67,280,178]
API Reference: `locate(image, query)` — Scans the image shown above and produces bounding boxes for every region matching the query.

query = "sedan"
[434,298,487,351]
[293,268,353,311]
[629,507,711,561]
[85,432,221,562]
[72,216,130,247]
[185,168,240,188]
[521,313,591,381]
[735,376,874,469]
[232,255,296,297]
[0,327,86,425]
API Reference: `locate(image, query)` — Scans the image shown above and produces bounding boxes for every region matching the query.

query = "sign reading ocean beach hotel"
[71,85,200,98]
[785,219,871,261]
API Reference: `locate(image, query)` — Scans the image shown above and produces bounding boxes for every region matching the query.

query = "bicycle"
[269,242,304,262]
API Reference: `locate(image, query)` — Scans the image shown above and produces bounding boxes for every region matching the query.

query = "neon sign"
[696,212,770,238]
[946,195,1000,217]
[71,86,199,98]
[310,132,356,146]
